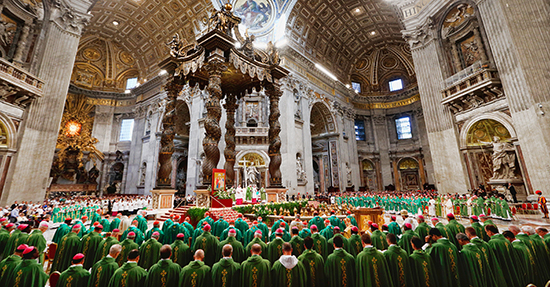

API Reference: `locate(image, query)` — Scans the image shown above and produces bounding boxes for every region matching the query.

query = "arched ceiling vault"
[285,0,405,81]
[84,0,215,79]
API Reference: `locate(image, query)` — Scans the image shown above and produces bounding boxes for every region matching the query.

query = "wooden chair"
[45,243,57,273]
[49,271,61,287]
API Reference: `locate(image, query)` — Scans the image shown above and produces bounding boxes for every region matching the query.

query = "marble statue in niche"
[246,162,260,187]
[480,136,517,179]
[296,154,307,183]
[139,162,146,185]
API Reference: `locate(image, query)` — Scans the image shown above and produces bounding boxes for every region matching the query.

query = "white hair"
[522,226,536,235]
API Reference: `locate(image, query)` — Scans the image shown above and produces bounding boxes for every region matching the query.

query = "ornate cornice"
[353,94,421,110]
[51,0,93,36]
[402,16,436,50]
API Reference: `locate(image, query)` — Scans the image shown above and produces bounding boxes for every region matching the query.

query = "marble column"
[0,1,92,205]
[478,0,550,191]
[223,94,237,187]
[265,81,283,188]
[371,114,392,187]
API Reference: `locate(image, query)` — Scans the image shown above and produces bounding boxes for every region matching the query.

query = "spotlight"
[113,21,119,26]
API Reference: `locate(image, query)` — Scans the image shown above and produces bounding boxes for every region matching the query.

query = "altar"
[354,207,384,232]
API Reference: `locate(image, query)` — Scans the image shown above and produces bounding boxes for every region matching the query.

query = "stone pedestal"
[195,189,211,208]
[266,188,287,203]
[151,189,176,211]
[354,207,384,232]
[487,178,526,201]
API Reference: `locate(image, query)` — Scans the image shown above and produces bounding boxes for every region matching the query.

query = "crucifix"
[238,158,250,187]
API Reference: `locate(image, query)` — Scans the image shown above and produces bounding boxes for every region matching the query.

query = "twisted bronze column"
[157,79,183,188]
[265,81,283,187]
[201,60,227,186]
[223,94,237,187]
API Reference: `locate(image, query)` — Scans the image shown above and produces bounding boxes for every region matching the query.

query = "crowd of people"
[0,189,548,287]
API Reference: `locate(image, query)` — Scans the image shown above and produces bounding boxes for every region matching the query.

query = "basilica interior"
[0,0,548,205]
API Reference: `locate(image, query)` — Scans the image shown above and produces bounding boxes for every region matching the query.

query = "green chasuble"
[100,218,111,233]
[95,236,120,263]
[144,259,181,287]
[144,227,164,243]
[470,237,507,287]
[136,215,148,234]
[327,234,350,254]
[26,230,46,262]
[212,257,241,287]
[356,246,393,287]
[58,265,91,287]
[13,232,29,252]
[409,250,436,287]
[384,245,412,287]
[511,239,536,286]
[267,237,285,264]
[348,234,362,257]
[180,260,212,287]
[171,239,192,268]
[427,238,460,287]
[486,234,522,287]
[108,261,147,287]
[471,222,489,242]
[241,254,271,287]
[2,229,21,258]
[529,234,550,285]
[0,229,9,258]
[89,256,119,287]
[371,230,388,251]
[110,218,121,231]
[311,233,328,260]
[213,219,229,238]
[6,258,48,287]
[414,222,431,242]
[457,243,494,287]
[220,226,244,243]
[271,255,307,287]
[198,216,215,230]
[52,232,82,273]
[398,230,418,255]
[319,226,334,240]
[120,226,145,245]
[244,226,261,247]
[0,254,21,286]
[191,231,220,267]
[245,237,268,258]
[81,231,103,269]
[308,216,325,230]
[218,236,245,263]
[117,239,139,267]
[138,238,162,270]
[324,248,355,287]
[388,222,401,236]
[289,235,305,257]
[297,249,326,287]
[52,223,71,244]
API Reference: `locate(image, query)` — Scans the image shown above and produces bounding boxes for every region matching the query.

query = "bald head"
[160,245,172,259]
[522,226,536,235]
[222,244,233,257]
[509,225,521,235]
[194,249,205,261]
[109,244,122,258]
[251,244,262,255]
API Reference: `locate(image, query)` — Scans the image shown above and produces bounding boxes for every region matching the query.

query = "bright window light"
[119,119,134,141]
[396,117,412,139]
[389,78,403,92]
[315,63,337,81]
[126,77,138,90]
[352,81,362,93]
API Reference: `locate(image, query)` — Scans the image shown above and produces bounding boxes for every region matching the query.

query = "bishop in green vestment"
[246,231,268,257]
[110,214,122,231]
[320,221,334,240]
[241,244,271,287]
[384,234,412,287]
[325,236,355,287]
[26,222,48,263]
[267,230,286,264]
[348,227,362,257]
[221,222,244,243]
[57,253,91,287]
[271,242,307,287]
[456,233,495,287]
[465,227,507,287]
[0,223,15,259]
[117,232,139,267]
[212,244,241,287]
[218,229,245,263]
[298,237,326,287]
[145,245,181,287]
[426,228,460,287]
[95,232,120,263]
[289,228,305,257]
[180,250,213,287]
[310,226,328,260]
[5,247,48,287]
[308,213,325,230]
[2,227,21,259]
[213,217,229,238]
[388,216,401,237]
[144,221,164,243]
[370,224,388,251]
[0,244,24,286]
[171,233,192,267]
[138,232,162,270]
[89,244,121,287]
[52,225,83,273]
[398,224,418,255]
[409,237,437,287]
[355,233,393,287]
[485,225,522,287]
[81,225,104,269]
[470,216,489,241]
[52,219,72,244]
[13,225,31,255]
[414,216,431,240]
[191,224,220,267]
[327,227,350,254]
[108,249,147,287]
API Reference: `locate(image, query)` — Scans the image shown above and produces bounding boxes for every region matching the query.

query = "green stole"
[58,265,90,287]
[138,238,162,270]
[271,256,307,287]
[180,260,212,287]
[297,249,326,287]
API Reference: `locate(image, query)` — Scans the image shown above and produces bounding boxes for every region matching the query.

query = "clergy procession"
[0,193,550,287]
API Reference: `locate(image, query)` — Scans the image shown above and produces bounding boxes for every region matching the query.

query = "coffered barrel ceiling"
[285,0,405,81]
[84,0,215,78]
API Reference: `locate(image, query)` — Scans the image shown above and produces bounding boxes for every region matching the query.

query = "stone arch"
[310,101,337,136]
[398,157,419,170]
[459,112,516,148]
[235,150,270,188]
[0,112,17,150]
[175,100,191,136]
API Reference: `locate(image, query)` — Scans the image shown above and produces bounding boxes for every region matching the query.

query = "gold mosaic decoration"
[466,119,511,146]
